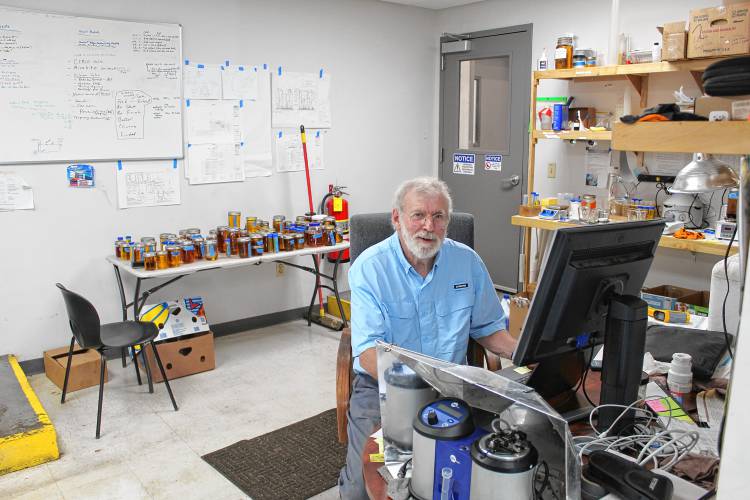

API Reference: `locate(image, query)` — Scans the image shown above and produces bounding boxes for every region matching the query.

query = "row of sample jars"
[113,215,344,271]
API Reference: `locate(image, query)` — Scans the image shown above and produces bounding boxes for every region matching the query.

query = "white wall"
[0,0,438,361]
[436,0,729,290]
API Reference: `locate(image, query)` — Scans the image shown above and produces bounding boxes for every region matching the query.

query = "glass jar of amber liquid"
[245,216,257,232]
[272,215,286,233]
[131,243,145,267]
[203,239,218,261]
[228,227,240,256]
[280,234,294,252]
[192,236,204,259]
[250,234,264,256]
[217,226,229,253]
[121,243,132,261]
[237,236,251,258]
[141,237,157,252]
[555,35,574,69]
[181,242,196,264]
[166,245,182,267]
[294,232,306,250]
[305,225,322,247]
[144,252,157,271]
[264,232,279,253]
[228,211,241,228]
[156,250,169,269]
[335,228,344,243]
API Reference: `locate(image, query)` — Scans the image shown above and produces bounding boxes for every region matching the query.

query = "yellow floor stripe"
[0,355,59,475]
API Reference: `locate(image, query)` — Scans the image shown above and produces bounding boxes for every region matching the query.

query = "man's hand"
[358,347,379,380]
[476,330,517,359]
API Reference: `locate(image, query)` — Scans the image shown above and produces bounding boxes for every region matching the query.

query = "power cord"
[722,225,737,360]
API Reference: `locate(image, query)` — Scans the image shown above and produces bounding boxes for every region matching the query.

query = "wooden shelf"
[612,122,750,155]
[534,58,726,82]
[512,215,739,257]
[533,130,612,141]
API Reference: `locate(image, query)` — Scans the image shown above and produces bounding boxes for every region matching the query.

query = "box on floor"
[44,344,107,392]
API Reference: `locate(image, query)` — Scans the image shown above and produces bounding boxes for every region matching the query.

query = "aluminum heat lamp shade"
[670,153,739,193]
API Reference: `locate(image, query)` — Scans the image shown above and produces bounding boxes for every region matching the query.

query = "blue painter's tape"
[253,66,257,72]
[278,131,283,138]
[319,68,324,78]
[316,131,321,138]
[263,63,267,70]
[173,159,177,169]
[278,66,282,76]
[187,143,192,148]
[239,65,244,71]
[220,65,225,70]
[225,60,229,67]
[239,99,243,108]
[240,141,244,146]
[117,160,122,170]
[197,63,205,69]
[184,59,189,65]
[186,99,190,107]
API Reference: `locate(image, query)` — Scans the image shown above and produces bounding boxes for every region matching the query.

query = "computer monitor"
[512,220,664,431]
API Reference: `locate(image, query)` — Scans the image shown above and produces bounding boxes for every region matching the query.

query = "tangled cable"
[573,397,699,471]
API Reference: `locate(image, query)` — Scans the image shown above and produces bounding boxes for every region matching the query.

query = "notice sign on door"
[453,153,475,175]
[484,154,503,172]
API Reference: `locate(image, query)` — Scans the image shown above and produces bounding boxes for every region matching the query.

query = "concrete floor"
[0,321,342,499]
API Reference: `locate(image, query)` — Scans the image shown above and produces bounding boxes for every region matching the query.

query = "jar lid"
[144,252,156,257]
[273,215,286,219]
[217,225,229,230]
[156,250,168,255]
[141,236,156,242]
[228,211,241,214]
[237,236,250,242]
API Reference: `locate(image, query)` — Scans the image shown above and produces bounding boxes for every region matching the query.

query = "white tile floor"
[0,321,343,500]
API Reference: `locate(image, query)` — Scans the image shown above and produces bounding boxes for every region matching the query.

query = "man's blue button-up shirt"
[350,232,505,374]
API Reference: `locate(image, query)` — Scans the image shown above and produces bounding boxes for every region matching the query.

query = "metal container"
[470,430,538,500]
[382,364,436,451]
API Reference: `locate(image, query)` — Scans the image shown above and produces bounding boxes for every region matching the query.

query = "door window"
[458,57,510,151]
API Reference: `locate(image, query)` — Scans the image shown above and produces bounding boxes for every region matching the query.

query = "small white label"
[484,154,502,171]
[554,47,567,59]
[452,153,475,175]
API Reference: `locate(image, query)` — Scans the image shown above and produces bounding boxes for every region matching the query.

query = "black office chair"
[56,283,178,438]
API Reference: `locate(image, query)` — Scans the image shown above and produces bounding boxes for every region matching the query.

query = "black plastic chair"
[56,283,178,438]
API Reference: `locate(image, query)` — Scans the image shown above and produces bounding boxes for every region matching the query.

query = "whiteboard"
[0,7,183,164]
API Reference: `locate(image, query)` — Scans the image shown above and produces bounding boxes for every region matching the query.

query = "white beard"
[399,224,443,260]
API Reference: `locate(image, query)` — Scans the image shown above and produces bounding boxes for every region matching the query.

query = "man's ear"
[391,208,400,230]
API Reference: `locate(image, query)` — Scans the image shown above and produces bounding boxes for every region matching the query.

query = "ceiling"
[380,0,485,10]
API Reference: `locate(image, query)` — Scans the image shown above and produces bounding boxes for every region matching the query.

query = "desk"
[107,242,350,331]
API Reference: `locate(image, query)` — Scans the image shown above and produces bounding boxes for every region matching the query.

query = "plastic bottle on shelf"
[667,353,693,404]
[538,48,548,71]
[652,42,661,63]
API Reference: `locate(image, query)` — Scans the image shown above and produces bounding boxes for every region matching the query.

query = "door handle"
[500,175,520,186]
[472,78,480,147]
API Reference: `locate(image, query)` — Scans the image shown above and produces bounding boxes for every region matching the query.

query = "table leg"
[330,250,348,327]
[113,265,128,367]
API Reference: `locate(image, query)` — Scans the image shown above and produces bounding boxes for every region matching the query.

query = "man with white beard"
[339,177,517,500]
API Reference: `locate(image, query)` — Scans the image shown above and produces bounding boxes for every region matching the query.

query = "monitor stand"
[526,294,648,431]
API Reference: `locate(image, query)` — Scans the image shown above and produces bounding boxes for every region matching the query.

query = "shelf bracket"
[625,75,643,96]
[690,71,704,94]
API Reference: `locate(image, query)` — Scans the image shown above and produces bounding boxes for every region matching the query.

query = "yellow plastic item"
[541,197,558,208]
[648,306,691,324]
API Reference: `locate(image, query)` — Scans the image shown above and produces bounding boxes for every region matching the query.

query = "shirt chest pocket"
[383,300,420,350]
[434,292,475,354]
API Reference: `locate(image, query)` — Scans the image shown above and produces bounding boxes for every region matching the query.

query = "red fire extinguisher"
[321,184,350,263]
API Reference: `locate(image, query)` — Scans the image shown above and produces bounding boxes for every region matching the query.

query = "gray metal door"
[439,25,532,293]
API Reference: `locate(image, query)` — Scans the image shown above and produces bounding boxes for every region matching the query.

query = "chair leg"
[132,346,143,386]
[150,342,178,411]
[142,344,154,394]
[61,337,76,404]
[95,352,106,439]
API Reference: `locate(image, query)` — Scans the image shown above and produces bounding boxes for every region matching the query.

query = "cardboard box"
[679,290,710,316]
[509,292,533,340]
[641,285,700,311]
[568,107,597,129]
[695,96,734,120]
[139,297,210,342]
[44,344,107,392]
[688,3,750,58]
[732,99,750,120]
[659,21,688,61]
[142,331,215,383]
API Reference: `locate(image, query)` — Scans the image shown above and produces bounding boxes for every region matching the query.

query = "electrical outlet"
[276,263,285,277]
[547,162,557,179]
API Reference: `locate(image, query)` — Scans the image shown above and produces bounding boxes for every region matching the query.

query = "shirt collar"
[389,232,444,275]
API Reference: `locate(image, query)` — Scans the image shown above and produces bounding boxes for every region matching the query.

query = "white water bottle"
[667,353,692,403]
